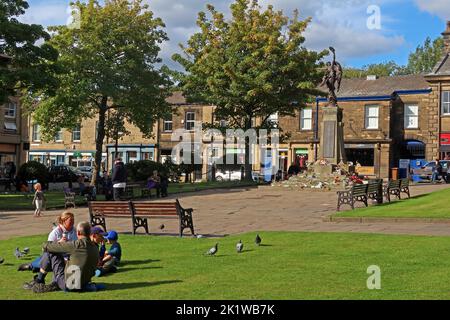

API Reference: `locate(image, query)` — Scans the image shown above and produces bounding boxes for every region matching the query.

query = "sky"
[18,0,450,70]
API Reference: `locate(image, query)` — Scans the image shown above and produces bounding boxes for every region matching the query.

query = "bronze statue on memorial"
[320,47,343,106]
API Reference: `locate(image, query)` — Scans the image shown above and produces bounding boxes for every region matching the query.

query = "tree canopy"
[27,0,172,185]
[173,0,326,179]
[0,0,58,104]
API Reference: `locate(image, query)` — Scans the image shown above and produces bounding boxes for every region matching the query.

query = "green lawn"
[335,187,450,219]
[2,231,450,300]
[0,181,258,211]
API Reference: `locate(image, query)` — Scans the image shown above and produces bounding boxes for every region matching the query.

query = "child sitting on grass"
[95,230,122,277]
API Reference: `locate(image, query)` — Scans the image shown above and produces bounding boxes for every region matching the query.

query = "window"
[185,112,195,131]
[142,152,154,161]
[365,105,379,129]
[300,108,312,130]
[4,102,16,118]
[405,105,419,129]
[55,130,63,142]
[219,120,228,128]
[32,124,41,142]
[164,115,173,132]
[442,91,450,115]
[72,125,81,142]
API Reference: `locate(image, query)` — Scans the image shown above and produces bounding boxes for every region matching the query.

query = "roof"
[332,74,430,98]
[166,91,186,105]
[429,53,450,76]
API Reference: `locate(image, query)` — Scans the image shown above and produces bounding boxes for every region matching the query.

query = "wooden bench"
[367,179,383,204]
[132,200,195,237]
[337,184,368,211]
[400,178,411,199]
[88,200,195,237]
[383,179,401,202]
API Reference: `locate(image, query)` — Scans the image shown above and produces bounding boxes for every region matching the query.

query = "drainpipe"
[314,97,320,161]
[438,82,442,160]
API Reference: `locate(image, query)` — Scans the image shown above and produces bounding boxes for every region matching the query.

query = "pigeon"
[206,243,218,256]
[159,224,165,231]
[236,240,244,253]
[22,247,30,255]
[14,247,24,259]
[0,257,4,264]
[196,235,204,239]
[255,234,262,246]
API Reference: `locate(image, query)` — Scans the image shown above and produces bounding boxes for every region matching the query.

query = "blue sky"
[19,0,450,69]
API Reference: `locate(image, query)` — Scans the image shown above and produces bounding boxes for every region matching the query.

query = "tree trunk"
[91,96,108,188]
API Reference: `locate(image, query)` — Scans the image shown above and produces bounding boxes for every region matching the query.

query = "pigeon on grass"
[14,248,24,259]
[205,243,218,256]
[236,240,244,253]
[255,234,262,246]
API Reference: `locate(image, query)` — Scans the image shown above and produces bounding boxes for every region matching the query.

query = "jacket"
[112,162,127,184]
[43,237,99,289]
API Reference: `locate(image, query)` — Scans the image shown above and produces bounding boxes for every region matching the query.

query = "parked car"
[78,166,93,181]
[48,165,86,183]
[412,160,450,179]
[215,170,260,182]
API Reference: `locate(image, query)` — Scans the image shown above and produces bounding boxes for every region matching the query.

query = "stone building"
[22,21,450,181]
[0,54,29,180]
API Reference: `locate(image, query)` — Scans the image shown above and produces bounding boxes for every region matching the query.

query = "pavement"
[1,183,450,240]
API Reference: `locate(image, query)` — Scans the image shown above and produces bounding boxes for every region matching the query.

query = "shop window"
[346,148,375,166]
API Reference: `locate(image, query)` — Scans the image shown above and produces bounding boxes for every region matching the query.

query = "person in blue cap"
[95,230,122,277]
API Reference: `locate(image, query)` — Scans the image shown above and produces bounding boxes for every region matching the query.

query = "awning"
[4,122,17,130]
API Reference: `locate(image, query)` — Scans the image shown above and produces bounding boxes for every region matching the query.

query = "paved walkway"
[1,184,450,240]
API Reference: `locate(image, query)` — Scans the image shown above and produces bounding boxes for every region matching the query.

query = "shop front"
[345,144,376,176]
[0,143,17,179]
[106,144,155,170]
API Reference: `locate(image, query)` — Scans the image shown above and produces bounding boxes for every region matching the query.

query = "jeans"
[113,187,124,201]
[432,172,440,182]
[31,256,42,272]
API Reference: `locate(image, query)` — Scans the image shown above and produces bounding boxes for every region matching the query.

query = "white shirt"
[48,225,77,242]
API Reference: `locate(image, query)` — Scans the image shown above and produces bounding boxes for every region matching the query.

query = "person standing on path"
[32,183,46,217]
[112,158,127,201]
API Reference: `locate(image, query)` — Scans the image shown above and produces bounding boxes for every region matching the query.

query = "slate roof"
[429,53,450,76]
[333,74,430,98]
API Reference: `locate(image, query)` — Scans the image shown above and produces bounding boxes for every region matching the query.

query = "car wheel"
[216,176,223,182]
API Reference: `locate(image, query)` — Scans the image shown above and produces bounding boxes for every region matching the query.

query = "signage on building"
[440,133,450,145]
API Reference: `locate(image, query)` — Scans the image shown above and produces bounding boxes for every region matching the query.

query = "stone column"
[318,106,346,165]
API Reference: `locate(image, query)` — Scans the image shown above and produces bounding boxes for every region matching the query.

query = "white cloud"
[415,0,450,20]
[21,0,407,69]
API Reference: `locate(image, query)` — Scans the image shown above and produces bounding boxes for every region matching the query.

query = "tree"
[27,0,172,186]
[343,61,402,79]
[406,37,444,74]
[173,0,326,180]
[0,0,58,104]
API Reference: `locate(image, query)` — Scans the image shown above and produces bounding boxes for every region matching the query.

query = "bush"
[126,160,168,182]
[17,161,50,189]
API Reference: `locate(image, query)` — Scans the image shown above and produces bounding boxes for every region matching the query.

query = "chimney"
[442,21,450,54]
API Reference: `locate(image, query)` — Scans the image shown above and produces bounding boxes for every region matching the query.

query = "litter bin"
[391,168,399,180]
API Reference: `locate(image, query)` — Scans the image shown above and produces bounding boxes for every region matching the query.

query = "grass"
[334,187,450,219]
[2,231,450,299]
[0,181,258,212]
